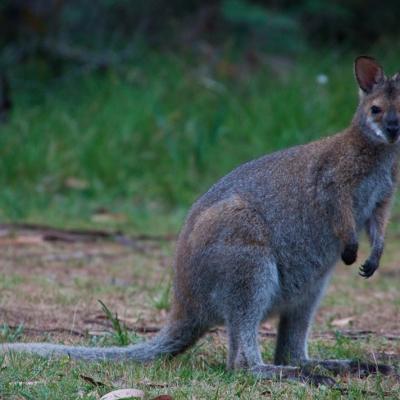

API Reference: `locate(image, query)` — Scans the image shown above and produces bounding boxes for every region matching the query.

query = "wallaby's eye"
[370,105,382,114]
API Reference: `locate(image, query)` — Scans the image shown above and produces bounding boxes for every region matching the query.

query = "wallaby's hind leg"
[275,289,393,377]
[226,326,239,370]
[226,312,336,385]
[222,257,300,379]
[223,262,335,386]
[223,259,271,371]
[226,316,262,370]
[274,287,322,366]
[226,314,300,380]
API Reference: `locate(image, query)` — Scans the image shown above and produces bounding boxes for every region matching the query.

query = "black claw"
[359,260,378,278]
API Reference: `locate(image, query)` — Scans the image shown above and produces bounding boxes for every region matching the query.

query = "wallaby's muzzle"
[384,123,400,143]
[384,108,400,143]
[385,127,400,143]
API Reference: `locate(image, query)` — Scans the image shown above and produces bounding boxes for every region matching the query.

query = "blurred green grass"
[2,49,400,233]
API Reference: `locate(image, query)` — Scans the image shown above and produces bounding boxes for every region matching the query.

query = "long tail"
[0,320,204,361]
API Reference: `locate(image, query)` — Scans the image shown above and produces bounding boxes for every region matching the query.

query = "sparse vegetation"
[151,279,172,312]
[0,324,24,343]
[98,300,131,346]
[0,232,399,399]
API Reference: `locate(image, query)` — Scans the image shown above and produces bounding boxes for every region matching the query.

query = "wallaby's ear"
[354,56,384,93]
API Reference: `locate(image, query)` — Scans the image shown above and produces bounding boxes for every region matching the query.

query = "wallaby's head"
[354,56,400,145]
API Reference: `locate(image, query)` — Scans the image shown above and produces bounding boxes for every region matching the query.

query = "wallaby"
[1,56,398,385]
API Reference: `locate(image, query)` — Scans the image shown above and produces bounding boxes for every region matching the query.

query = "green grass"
[3,48,400,233]
[98,300,130,346]
[0,324,24,343]
[1,337,398,399]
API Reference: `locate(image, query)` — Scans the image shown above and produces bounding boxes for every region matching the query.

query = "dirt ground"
[0,224,399,354]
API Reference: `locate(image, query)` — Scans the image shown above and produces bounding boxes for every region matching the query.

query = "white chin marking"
[367,116,385,140]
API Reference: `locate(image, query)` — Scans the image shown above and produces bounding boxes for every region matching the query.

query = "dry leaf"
[100,389,144,400]
[331,316,355,327]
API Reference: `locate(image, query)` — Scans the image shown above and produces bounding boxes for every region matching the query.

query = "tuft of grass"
[98,300,130,346]
[311,334,364,362]
[151,278,172,311]
[0,324,24,343]
[0,273,24,290]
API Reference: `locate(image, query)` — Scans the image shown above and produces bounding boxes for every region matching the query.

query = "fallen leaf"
[100,389,144,400]
[331,316,355,327]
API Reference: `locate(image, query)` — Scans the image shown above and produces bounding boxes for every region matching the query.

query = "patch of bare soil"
[0,225,171,342]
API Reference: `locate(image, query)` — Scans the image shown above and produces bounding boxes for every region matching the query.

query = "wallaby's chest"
[353,165,394,227]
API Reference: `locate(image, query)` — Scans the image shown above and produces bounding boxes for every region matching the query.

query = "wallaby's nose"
[384,110,400,142]
[385,121,399,142]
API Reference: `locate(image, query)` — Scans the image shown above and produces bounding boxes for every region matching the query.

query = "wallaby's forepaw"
[359,260,378,278]
[341,242,358,265]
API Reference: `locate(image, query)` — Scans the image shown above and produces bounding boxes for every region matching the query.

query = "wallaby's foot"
[359,260,378,278]
[251,364,299,380]
[303,359,393,377]
[299,371,337,387]
[250,364,336,387]
[341,242,358,265]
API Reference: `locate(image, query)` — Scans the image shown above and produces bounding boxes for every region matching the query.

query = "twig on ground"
[3,325,85,338]
[0,223,175,248]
